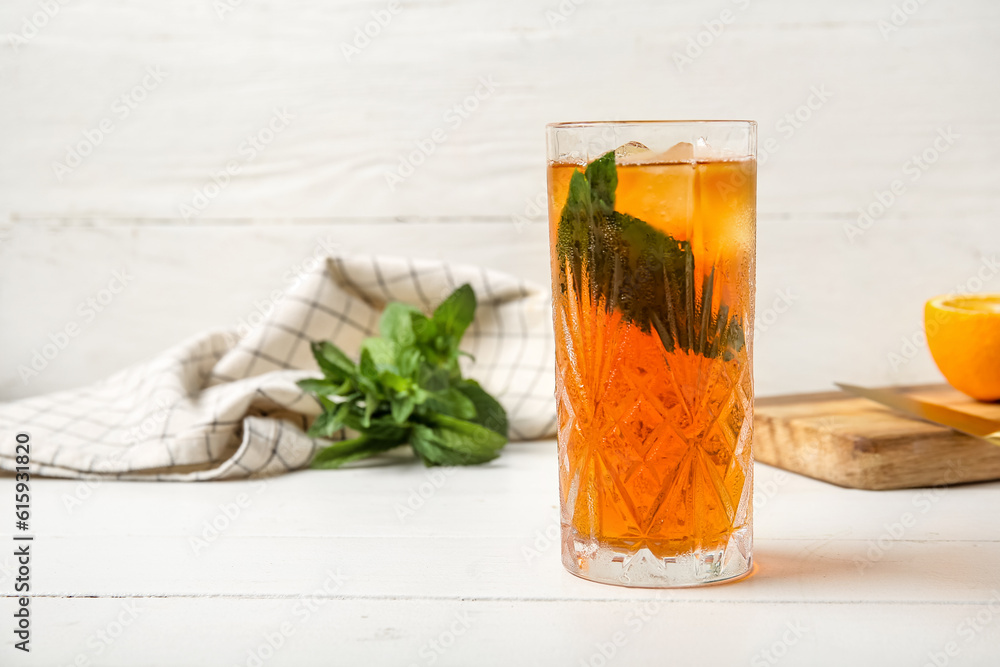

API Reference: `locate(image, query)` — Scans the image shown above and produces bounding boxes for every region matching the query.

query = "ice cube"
[620,141,696,165]
[656,141,695,163]
[614,141,650,161]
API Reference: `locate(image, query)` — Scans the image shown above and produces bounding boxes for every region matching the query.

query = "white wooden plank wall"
[1,0,999,401]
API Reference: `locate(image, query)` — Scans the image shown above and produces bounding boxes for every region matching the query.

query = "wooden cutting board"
[754,384,1000,490]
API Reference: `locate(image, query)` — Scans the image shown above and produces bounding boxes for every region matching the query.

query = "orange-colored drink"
[547,125,756,587]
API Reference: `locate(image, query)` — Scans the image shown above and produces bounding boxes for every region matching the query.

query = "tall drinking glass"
[546,121,756,587]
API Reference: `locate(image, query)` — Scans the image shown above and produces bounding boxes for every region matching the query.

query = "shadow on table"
[751,537,997,594]
[751,542,863,584]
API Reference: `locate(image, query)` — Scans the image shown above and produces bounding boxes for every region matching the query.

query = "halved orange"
[925,294,1000,402]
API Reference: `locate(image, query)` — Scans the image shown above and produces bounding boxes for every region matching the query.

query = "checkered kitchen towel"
[0,256,556,480]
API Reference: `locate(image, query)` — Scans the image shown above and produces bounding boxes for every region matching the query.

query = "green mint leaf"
[360,416,411,443]
[390,394,416,423]
[584,150,616,214]
[379,371,412,394]
[306,407,345,439]
[315,394,336,410]
[410,414,506,466]
[418,365,450,392]
[408,424,447,466]
[336,406,405,440]
[362,391,379,428]
[397,347,422,378]
[410,386,429,405]
[424,387,477,421]
[410,312,437,346]
[312,341,357,380]
[355,349,384,398]
[332,379,357,396]
[409,313,450,368]
[358,347,379,379]
[361,337,399,371]
[455,379,508,437]
[432,283,476,341]
[311,434,407,469]
[297,378,342,396]
[379,302,422,346]
[337,404,364,432]
[557,170,596,269]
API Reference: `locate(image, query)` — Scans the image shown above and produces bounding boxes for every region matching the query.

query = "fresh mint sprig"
[298,284,509,468]
[556,150,745,361]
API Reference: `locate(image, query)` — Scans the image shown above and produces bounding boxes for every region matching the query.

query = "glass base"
[561,524,753,588]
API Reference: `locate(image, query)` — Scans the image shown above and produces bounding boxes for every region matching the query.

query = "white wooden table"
[3,441,1000,666]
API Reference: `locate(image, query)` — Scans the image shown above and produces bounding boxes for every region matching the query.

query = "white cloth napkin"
[0,256,556,480]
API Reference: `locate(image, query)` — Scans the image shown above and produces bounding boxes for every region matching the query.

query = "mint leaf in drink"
[584,150,616,214]
[297,284,509,469]
[555,150,745,361]
[557,170,598,259]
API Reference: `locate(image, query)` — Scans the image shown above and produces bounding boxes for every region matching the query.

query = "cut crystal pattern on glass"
[555,286,753,586]
[547,125,756,588]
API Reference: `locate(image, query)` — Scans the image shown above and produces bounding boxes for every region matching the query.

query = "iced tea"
[547,122,756,587]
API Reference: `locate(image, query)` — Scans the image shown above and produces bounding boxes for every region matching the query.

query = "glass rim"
[547,120,756,129]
